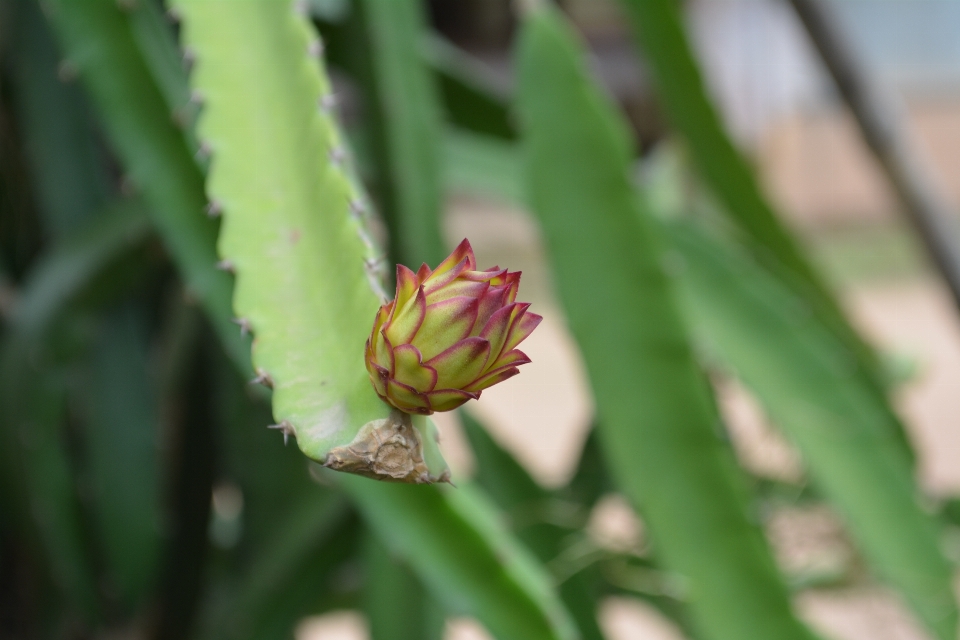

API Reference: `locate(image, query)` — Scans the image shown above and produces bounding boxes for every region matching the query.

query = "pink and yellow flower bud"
[365,239,541,414]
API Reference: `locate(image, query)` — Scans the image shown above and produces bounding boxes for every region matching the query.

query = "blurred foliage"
[0,0,956,639]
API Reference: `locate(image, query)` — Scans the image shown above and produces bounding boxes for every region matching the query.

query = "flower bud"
[365,239,541,414]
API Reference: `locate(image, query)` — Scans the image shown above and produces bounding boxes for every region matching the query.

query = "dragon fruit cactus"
[365,239,541,414]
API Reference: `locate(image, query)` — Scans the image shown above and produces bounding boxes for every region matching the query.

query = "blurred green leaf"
[615,0,909,457]
[461,411,606,640]
[668,220,958,639]
[8,0,109,238]
[77,301,162,613]
[357,0,447,268]
[515,9,817,640]
[424,35,516,141]
[44,0,247,370]
[363,534,445,640]
[0,204,148,624]
[340,475,579,640]
[173,0,447,479]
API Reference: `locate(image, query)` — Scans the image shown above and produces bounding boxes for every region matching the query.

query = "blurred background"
[2,0,960,639]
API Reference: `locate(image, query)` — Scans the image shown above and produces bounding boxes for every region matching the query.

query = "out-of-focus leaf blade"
[615,0,902,449]
[79,302,162,612]
[423,35,516,141]
[339,476,579,640]
[668,220,958,639]
[43,0,247,370]
[363,534,445,640]
[443,129,525,206]
[358,0,446,268]
[173,0,447,480]
[515,9,817,640]
[8,0,109,238]
[0,205,148,622]
[461,411,606,640]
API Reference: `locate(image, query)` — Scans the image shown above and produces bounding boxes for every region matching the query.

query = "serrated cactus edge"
[172,0,449,483]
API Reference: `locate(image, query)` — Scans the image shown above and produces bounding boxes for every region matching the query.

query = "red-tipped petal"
[422,257,470,293]
[425,337,491,390]
[464,367,520,393]
[369,363,389,397]
[488,348,531,371]
[416,262,432,281]
[386,378,431,414]
[393,344,438,392]
[473,286,508,336]
[479,302,524,360]
[374,330,395,375]
[425,388,478,413]
[503,272,521,303]
[385,285,426,345]
[425,278,488,305]
[411,296,479,360]
[392,264,419,321]
[504,310,542,353]
[428,239,475,279]
[458,267,508,283]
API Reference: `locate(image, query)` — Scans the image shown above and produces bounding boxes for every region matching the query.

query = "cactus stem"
[189,89,204,105]
[166,6,182,23]
[205,199,222,217]
[267,420,294,446]
[292,0,308,15]
[232,317,252,336]
[215,259,235,273]
[249,368,274,389]
[307,40,324,58]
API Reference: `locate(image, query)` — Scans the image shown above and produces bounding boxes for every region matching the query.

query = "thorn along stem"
[231,317,252,336]
[248,368,274,389]
[267,420,294,446]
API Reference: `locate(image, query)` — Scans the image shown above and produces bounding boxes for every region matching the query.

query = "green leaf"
[515,9,817,640]
[667,220,959,639]
[0,204,150,622]
[363,534,446,640]
[357,0,447,268]
[8,0,109,238]
[424,35,516,141]
[443,129,526,206]
[172,0,447,481]
[78,302,162,612]
[615,0,903,451]
[339,475,579,640]
[43,0,247,370]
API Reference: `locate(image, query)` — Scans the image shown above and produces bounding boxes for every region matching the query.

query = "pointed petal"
[391,264,420,322]
[426,337,491,390]
[412,296,479,360]
[464,367,520,393]
[479,302,524,360]
[502,271,521,303]
[422,257,470,293]
[393,344,438,392]
[488,348,531,371]
[374,331,395,376]
[432,239,475,277]
[458,267,507,283]
[473,286,508,336]
[417,263,432,281]
[386,378,432,414]
[385,286,426,345]
[425,279,488,305]
[425,388,478,413]
[504,310,542,353]
[369,362,389,397]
